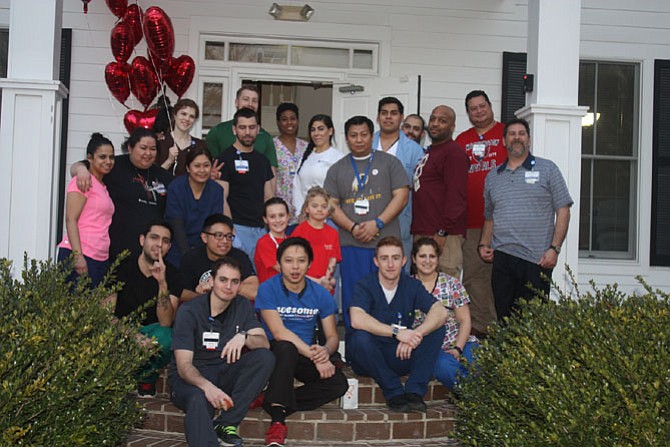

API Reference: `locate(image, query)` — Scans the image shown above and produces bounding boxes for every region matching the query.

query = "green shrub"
[0,256,154,446]
[455,277,670,447]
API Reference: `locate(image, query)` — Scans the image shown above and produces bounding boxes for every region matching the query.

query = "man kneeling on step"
[169,257,275,447]
[346,236,447,412]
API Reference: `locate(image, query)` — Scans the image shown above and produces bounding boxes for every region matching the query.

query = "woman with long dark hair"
[291,114,342,218]
[156,98,209,176]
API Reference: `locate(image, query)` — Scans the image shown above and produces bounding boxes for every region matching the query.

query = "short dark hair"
[404,114,425,129]
[276,102,299,121]
[378,97,404,115]
[233,107,258,126]
[465,90,491,111]
[276,237,313,264]
[86,132,114,157]
[142,219,173,239]
[236,84,260,99]
[122,127,156,153]
[410,237,440,275]
[173,98,200,120]
[375,236,404,256]
[503,118,531,137]
[211,256,242,279]
[264,197,289,216]
[185,147,213,167]
[202,213,234,233]
[345,115,374,135]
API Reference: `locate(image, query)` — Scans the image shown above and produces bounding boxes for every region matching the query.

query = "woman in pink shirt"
[57,133,116,287]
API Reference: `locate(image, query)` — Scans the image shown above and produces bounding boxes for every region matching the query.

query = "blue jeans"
[433,341,478,390]
[57,247,109,288]
[233,224,266,266]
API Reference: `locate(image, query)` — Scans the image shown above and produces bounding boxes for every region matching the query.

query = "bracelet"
[477,244,489,249]
[350,222,359,233]
[451,345,463,354]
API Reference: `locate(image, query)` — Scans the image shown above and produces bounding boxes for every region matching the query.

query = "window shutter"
[56,29,72,242]
[501,52,527,123]
[651,60,670,266]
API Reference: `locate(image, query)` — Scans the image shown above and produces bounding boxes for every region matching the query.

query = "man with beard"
[215,107,275,262]
[402,114,426,147]
[411,105,469,278]
[107,219,184,397]
[455,90,508,335]
[478,118,572,320]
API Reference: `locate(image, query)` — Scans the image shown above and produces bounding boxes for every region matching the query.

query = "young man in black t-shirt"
[215,107,274,264]
[180,213,258,302]
[108,219,183,396]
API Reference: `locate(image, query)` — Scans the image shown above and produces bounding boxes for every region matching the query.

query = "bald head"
[427,105,456,144]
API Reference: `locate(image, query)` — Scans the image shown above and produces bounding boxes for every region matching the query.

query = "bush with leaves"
[0,256,155,446]
[455,277,670,447]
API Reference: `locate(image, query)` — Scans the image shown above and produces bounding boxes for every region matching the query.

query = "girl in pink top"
[58,133,115,287]
[291,186,341,293]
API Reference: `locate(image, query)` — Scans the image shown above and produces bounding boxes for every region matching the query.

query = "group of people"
[55,84,572,447]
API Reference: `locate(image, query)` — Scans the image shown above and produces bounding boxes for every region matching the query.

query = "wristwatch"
[375,218,385,230]
[437,229,448,237]
[549,245,561,254]
[391,325,399,339]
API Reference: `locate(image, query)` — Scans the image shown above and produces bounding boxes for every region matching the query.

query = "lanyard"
[349,153,374,197]
[269,233,280,248]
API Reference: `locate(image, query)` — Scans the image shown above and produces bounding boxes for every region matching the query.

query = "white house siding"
[0,0,666,292]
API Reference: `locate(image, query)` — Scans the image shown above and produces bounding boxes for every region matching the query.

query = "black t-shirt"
[104,154,173,258]
[216,146,274,227]
[180,245,256,292]
[113,253,184,326]
[168,293,262,373]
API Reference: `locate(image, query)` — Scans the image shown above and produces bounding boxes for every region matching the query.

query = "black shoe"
[386,394,410,412]
[215,424,244,446]
[404,393,427,412]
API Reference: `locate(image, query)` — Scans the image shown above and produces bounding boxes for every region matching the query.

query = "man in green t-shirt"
[206,85,278,170]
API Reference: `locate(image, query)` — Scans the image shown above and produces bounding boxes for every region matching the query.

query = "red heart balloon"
[165,55,196,98]
[105,0,127,18]
[124,108,159,134]
[129,56,159,109]
[124,4,143,46]
[143,7,174,63]
[104,61,131,104]
[110,20,135,64]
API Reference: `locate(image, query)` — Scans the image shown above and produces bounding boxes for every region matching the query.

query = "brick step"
[155,367,451,407]
[124,429,462,446]
[139,398,455,443]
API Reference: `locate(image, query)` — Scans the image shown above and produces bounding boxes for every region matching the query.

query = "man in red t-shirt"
[455,90,507,336]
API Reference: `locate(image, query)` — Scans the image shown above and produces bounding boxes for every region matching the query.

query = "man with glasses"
[180,213,259,302]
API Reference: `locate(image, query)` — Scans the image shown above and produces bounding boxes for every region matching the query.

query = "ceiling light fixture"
[268,3,315,21]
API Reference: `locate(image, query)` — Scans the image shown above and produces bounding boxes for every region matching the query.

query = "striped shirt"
[484,154,572,264]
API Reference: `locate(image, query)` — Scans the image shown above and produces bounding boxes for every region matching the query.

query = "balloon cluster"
[103,0,196,133]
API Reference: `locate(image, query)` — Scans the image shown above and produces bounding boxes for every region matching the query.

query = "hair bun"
[90,132,105,140]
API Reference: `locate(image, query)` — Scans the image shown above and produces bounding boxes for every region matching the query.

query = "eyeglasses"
[203,231,236,241]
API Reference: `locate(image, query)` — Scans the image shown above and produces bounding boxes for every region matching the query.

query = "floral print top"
[273,136,308,224]
[413,272,478,351]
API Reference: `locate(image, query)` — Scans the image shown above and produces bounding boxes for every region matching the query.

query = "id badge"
[525,171,540,184]
[202,331,220,350]
[472,142,486,160]
[354,198,370,215]
[234,159,249,174]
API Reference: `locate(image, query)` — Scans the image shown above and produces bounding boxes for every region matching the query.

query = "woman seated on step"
[411,237,478,390]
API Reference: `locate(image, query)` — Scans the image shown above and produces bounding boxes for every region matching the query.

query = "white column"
[0,0,67,273]
[518,0,587,296]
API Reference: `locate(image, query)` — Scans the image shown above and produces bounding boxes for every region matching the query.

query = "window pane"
[595,64,636,156]
[579,62,595,155]
[202,82,223,132]
[579,159,592,251]
[590,159,631,252]
[291,46,349,68]
[353,49,373,69]
[229,43,287,64]
[204,41,226,61]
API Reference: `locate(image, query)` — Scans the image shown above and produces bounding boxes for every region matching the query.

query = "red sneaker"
[265,421,287,447]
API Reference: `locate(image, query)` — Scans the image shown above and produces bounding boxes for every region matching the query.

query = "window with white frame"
[578,61,639,259]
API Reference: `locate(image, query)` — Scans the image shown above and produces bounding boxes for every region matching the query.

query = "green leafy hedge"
[455,278,670,447]
[0,256,152,446]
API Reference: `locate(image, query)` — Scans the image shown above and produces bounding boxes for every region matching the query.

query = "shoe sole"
[219,439,244,447]
[266,443,284,447]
